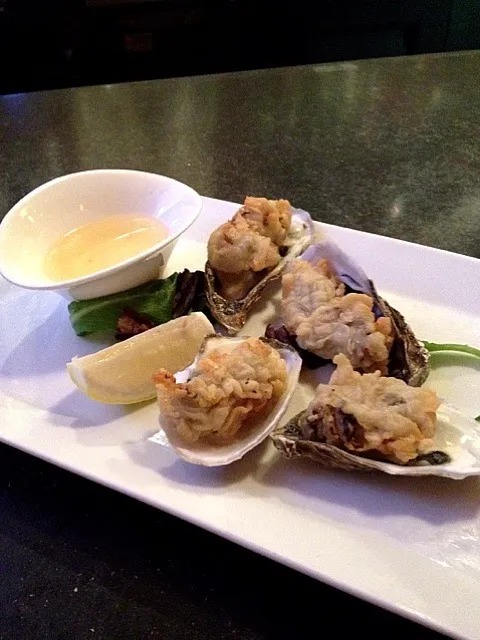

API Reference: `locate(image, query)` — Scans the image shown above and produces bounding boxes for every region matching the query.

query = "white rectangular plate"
[1,197,479,639]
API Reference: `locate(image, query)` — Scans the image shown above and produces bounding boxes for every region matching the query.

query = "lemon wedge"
[67,312,214,404]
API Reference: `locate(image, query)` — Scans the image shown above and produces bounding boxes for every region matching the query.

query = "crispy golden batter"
[154,338,287,444]
[207,197,293,300]
[281,259,392,373]
[306,354,440,464]
[207,214,280,274]
[241,197,292,246]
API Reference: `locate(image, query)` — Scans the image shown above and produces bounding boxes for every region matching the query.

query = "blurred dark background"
[0,0,479,94]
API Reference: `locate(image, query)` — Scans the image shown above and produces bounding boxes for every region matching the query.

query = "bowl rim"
[0,169,203,291]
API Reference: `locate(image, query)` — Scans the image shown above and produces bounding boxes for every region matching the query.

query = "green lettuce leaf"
[68,273,178,336]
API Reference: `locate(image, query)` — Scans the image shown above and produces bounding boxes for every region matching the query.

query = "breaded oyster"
[205,197,313,333]
[155,337,287,443]
[207,198,292,300]
[272,354,448,469]
[282,258,393,374]
[267,239,430,386]
[154,336,302,466]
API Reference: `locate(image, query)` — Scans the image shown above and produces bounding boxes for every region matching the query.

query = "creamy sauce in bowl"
[44,214,169,281]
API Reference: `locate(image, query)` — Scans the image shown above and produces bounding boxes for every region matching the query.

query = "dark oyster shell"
[375,292,429,386]
[272,410,374,471]
[271,410,450,472]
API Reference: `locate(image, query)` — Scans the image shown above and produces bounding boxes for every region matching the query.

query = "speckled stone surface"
[1,51,480,258]
[0,52,476,640]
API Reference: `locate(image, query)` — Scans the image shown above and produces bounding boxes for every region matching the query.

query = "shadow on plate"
[241,278,281,333]
[126,437,271,490]
[258,452,480,525]
[46,391,156,448]
[1,301,107,377]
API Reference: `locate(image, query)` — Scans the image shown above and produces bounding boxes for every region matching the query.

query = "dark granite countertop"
[1,50,480,258]
[2,51,479,639]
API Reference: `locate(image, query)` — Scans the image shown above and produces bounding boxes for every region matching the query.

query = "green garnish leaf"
[423,341,480,423]
[422,342,480,359]
[68,273,178,336]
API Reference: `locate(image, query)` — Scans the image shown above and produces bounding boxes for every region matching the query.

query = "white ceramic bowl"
[0,170,202,300]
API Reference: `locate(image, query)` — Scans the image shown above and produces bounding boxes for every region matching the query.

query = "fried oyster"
[207,197,293,301]
[272,354,442,467]
[267,239,430,386]
[282,258,393,374]
[154,338,288,444]
[205,197,314,333]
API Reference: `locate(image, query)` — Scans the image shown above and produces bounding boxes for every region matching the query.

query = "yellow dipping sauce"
[44,214,169,281]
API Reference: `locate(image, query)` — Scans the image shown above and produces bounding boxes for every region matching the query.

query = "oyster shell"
[272,404,480,479]
[151,335,302,466]
[205,208,314,334]
[275,238,430,386]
